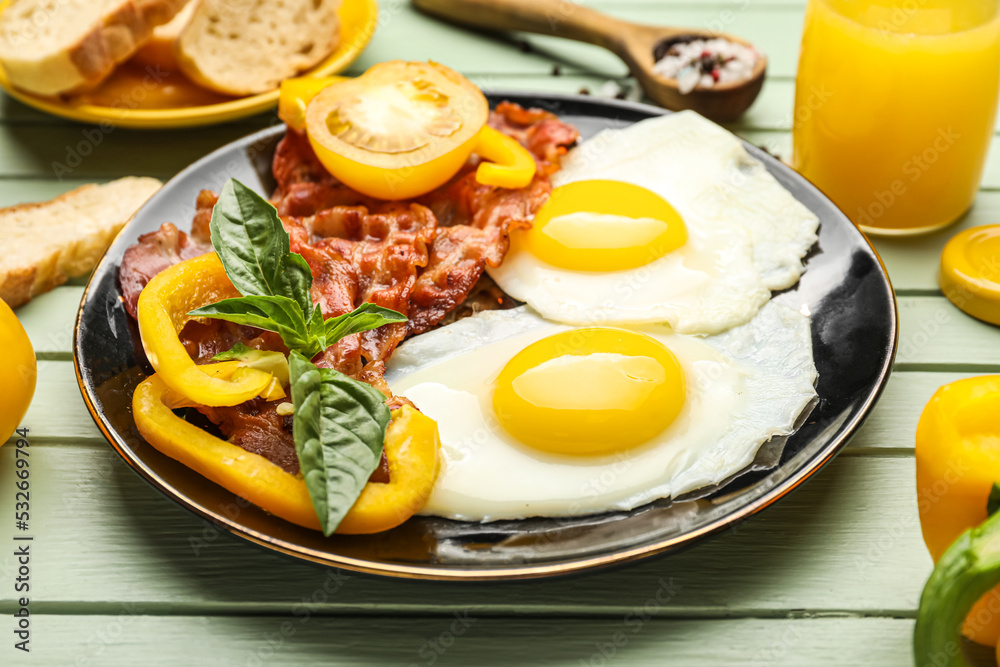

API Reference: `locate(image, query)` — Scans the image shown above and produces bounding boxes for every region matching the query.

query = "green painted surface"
[1,0,996,664]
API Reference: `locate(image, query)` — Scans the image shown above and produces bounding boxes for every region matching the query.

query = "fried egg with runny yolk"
[486,112,819,334]
[385,302,817,522]
[489,177,770,334]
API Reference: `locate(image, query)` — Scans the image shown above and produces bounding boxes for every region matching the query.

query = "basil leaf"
[308,304,328,349]
[190,295,322,357]
[211,342,254,361]
[325,303,408,344]
[210,179,314,315]
[289,351,389,536]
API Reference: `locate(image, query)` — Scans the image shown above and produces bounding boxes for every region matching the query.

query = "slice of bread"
[0,0,190,96]
[0,177,162,308]
[130,0,197,71]
[176,0,341,96]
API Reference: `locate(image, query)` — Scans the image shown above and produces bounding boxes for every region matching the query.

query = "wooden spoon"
[412,0,767,122]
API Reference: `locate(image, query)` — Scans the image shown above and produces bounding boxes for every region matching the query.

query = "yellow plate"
[0,0,377,129]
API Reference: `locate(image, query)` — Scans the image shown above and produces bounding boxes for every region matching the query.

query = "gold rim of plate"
[0,0,377,129]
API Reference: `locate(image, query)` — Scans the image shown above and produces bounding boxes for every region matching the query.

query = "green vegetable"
[212,343,290,386]
[188,178,406,358]
[914,508,1000,666]
[189,177,407,534]
[289,351,390,536]
[209,179,314,316]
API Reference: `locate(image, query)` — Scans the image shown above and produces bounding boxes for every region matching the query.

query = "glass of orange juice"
[793,0,1000,236]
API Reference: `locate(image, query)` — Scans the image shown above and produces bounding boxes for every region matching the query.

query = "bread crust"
[0,0,190,97]
[0,177,163,309]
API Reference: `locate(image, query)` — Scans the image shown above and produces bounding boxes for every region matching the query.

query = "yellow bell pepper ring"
[133,374,441,534]
[0,299,36,444]
[916,375,1000,646]
[940,224,1000,327]
[136,252,275,407]
[473,125,537,190]
[278,76,345,132]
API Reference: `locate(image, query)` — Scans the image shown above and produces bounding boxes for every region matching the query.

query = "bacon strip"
[119,222,210,319]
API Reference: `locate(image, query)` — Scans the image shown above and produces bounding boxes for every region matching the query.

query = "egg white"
[489,219,771,335]
[385,302,817,522]
[553,111,819,291]
[486,111,819,334]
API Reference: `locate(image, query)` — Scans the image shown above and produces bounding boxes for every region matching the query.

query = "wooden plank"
[0,450,931,614]
[5,361,102,445]
[0,178,110,206]
[351,4,807,79]
[16,286,83,358]
[873,192,1000,294]
[0,130,992,297]
[848,371,970,454]
[0,616,914,667]
[0,122,278,180]
[896,297,1000,369]
[19,289,996,366]
[6,120,998,192]
[17,286,83,358]
[5,356,957,452]
[732,79,1000,134]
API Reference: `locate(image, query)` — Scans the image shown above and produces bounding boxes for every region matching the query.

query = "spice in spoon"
[652,38,760,94]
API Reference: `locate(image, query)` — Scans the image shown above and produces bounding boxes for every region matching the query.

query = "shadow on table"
[94,448,908,665]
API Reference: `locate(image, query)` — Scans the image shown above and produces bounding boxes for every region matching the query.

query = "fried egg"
[486,111,819,333]
[385,302,817,522]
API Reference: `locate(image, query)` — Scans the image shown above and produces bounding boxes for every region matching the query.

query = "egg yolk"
[492,328,686,456]
[523,180,687,272]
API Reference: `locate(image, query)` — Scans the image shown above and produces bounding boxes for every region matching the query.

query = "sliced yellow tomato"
[133,374,441,534]
[303,60,535,199]
[0,300,35,444]
[136,252,274,407]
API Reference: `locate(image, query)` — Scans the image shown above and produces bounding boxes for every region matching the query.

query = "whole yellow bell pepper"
[133,374,441,534]
[136,252,277,407]
[916,374,1000,646]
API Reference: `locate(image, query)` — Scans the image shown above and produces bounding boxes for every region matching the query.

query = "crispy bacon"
[488,101,579,175]
[189,190,218,244]
[199,399,299,474]
[270,128,374,217]
[118,102,579,474]
[119,222,210,319]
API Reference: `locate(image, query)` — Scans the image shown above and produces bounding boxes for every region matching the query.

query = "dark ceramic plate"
[74,93,897,580]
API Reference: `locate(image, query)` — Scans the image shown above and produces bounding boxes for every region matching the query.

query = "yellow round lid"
[940,224,1000,325]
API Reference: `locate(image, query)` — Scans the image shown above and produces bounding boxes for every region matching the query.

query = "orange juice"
[793,0,1000,235]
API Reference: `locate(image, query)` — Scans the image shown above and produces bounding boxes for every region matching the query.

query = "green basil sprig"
[189,178,406,535]
[189,179,405,358]
[289,351,390,535]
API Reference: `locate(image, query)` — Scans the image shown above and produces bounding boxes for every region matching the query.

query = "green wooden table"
[3,1,999,664]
